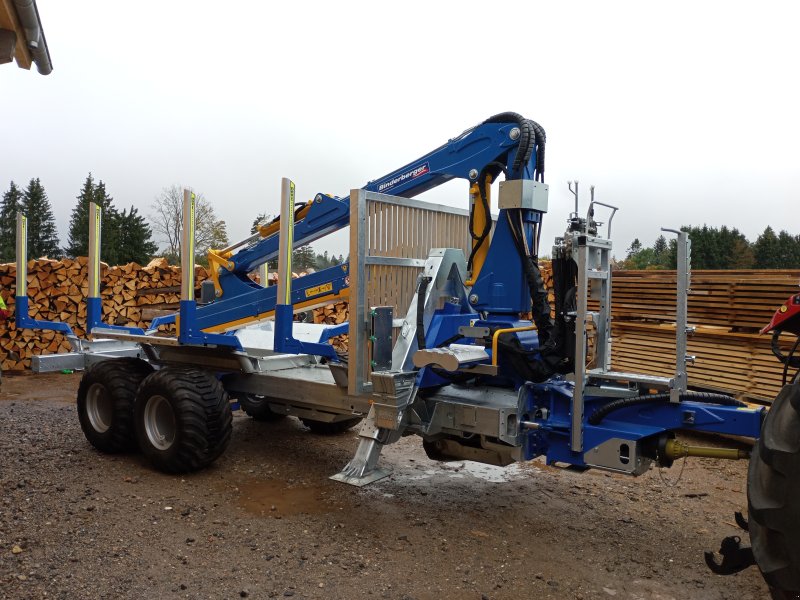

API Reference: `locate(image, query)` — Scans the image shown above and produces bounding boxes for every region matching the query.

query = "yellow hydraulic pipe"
[664,439,750,461]
[491,325,537,366]
[207,201,314,299]
[257,202,312,238]
[465,174,493,287]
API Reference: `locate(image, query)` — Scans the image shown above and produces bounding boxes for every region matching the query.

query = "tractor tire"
[239,394,287,422]
[301,417,362,435]
[134,368,232,473]
[748,380,800,599]
[76,358,154,453]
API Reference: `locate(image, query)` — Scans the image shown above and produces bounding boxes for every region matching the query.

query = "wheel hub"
[85,383,112,433]
[143,395,176,451]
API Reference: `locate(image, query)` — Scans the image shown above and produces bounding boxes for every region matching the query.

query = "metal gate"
[348,189,471,394]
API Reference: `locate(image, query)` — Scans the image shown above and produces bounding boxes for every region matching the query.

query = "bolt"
[469,294,479,304]
[315,194,323,202]
[509,127,521,140]
[468,169,479,180]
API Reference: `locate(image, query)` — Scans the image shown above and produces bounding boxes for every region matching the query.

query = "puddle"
[237,479,333,517]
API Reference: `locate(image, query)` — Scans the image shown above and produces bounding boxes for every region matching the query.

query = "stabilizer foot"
[331,408,393,487]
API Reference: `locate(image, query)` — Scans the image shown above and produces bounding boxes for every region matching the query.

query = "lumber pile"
[606,270,799,330]
[605,269,800,403]
[0,257,209,370]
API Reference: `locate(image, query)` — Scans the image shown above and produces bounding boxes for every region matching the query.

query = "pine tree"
[250,212,273,235]
[115,206,158,264]
[666,225,752,270]
[94,180,120,265]
[626,238,642,259]
[65,174,120,264]
[21,178,61,259]
[776,230,800,268]
[753,226,780,269]
[0,181,23,262]
[293,245,317,271]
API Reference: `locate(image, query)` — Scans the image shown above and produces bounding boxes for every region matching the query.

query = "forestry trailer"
[13,112,800,597]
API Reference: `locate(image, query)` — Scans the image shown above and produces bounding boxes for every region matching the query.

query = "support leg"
[331,406,394,486]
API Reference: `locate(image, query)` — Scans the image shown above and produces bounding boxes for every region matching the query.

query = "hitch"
[704,535,755,575]
[734,511,749,532]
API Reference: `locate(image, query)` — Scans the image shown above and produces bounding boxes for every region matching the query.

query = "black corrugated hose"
[587,392,747,425]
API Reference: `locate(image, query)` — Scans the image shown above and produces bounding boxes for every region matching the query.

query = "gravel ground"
[0,371,770,599]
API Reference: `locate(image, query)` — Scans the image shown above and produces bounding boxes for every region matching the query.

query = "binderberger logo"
[378,163,430,192]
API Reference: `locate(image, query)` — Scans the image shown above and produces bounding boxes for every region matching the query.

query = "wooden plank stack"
[605,270,799,330]
[604,269,800,403]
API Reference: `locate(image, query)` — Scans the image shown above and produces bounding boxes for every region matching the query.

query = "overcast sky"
[3,1,798,261]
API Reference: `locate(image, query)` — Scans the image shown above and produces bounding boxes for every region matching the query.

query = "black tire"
[239,394,287,422]
[423,439,453,462]
[76,358,153,453]
[301,417,362,435]
[748,381,800,598]
[134,368,232,473]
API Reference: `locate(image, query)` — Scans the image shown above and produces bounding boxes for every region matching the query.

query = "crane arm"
[193,113,545,333]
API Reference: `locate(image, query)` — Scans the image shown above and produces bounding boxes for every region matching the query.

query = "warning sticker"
[305,282,333,298]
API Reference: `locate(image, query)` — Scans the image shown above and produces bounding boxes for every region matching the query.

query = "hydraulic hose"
[481,112,546,180]
[772,330,800,369]
[588,392,747,425]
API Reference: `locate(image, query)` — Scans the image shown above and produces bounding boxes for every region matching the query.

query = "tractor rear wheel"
[76,358,153,453]
[134,368,232,473]
[301,417,362,435]
[748,380,800,599]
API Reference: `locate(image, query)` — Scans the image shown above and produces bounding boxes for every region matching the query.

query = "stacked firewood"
[311,301,349,353]
[0,257,210,370]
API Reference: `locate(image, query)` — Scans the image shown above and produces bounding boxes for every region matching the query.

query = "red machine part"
[761,293,800,336]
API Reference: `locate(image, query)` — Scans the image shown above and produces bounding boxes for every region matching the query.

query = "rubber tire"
[748,380,800,598]
[301,417,362,435]
[76,358,154,453]
[134,368,232,473]
[239,394,287,422]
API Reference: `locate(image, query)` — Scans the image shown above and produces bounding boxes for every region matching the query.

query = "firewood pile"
[0,257,210,371]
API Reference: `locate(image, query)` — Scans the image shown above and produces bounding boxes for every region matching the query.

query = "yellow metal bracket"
[491,325,537,366]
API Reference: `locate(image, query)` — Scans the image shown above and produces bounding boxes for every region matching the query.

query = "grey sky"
[3,1,798,261]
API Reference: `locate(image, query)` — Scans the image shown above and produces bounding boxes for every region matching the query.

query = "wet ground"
[0,371,771,599]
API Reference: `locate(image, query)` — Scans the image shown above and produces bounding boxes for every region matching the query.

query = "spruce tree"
[776,231,800,268]
[250,212,273,235]
[753,226,780,269]
[95,180,120,265]
[65,174,120,263]
[21,178,61,259]
[115,206,158,264]
[0,181,23,262]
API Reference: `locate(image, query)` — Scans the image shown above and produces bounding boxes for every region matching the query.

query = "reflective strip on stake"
[16,213,27,297]
[181,189,196,301]
[88,202,102,298]
[277,178,296,306]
